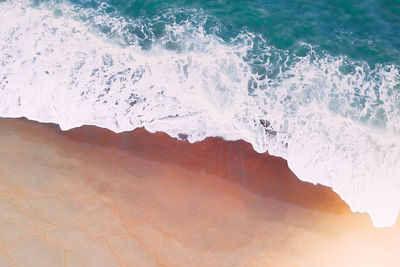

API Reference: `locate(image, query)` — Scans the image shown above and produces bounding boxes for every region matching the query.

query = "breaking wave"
[1,0,400,227]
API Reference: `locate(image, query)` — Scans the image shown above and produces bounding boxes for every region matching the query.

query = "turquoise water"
[1,0,400,227]
[47,0,400,65]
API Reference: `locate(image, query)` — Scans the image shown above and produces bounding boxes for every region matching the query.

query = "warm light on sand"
[0,118,399,266]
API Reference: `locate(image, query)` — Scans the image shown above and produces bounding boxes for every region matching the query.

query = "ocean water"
[1,0,400,227]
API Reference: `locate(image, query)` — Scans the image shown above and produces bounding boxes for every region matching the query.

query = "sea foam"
[1,0,400,227]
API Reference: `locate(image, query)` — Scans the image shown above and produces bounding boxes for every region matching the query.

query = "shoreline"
[1,117,399,266]
[46,118,350,215]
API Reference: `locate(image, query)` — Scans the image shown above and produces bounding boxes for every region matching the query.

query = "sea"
[1,0,400,227]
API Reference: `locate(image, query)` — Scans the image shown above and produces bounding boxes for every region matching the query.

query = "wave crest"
[1,0,400,227]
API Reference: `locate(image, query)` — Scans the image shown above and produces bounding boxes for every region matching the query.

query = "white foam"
[1,0,400,227]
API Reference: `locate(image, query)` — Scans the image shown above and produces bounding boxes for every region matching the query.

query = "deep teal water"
[47,0,400,66]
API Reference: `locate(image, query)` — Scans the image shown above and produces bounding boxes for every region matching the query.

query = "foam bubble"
[1,0,400,227]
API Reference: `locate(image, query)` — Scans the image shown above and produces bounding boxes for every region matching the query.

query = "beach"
[0,117,399,267]
[1,0,400,265]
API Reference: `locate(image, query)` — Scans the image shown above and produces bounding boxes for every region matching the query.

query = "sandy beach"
[0,117,399,267]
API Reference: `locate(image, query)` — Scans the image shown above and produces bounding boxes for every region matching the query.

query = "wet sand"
[0,117,399,267]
